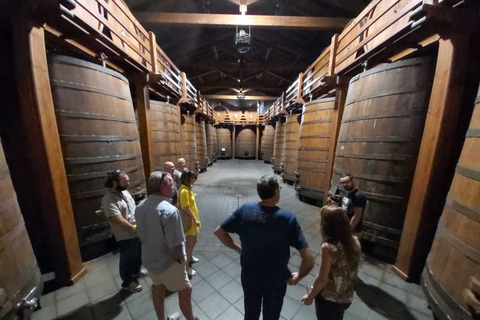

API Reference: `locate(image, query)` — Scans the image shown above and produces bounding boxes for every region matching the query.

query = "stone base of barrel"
[217,156,231,160]
[272,165,283,174]
[236,156,255,160]
[263,160,272,164]
[198,166,207,173]
[297,187,324,207]
[282,173,297,185]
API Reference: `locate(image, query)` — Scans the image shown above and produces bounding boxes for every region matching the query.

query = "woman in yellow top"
[178,170,201,277]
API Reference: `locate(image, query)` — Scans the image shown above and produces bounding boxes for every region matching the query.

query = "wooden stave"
[261,125,275,161]
[0,139,42,320]
[423,87,480,320]
[206,123,216,161]
[48,55,146,255]
[181,115,197,170]
[195,120,208,169]
[297,98,335,196]
[150,100,181,169]
[332,57,435,261]
[235,128,256,159]
[273,121,286,168]
[282,115,301,179]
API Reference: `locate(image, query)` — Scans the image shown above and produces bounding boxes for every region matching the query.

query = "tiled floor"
[32,160,434,320]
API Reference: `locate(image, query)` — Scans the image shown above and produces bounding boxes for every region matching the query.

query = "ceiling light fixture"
[235,25,251,54]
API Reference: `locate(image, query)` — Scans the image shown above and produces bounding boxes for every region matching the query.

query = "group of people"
[101,158,367,320]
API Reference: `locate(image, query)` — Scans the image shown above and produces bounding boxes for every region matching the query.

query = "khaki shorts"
[148,262,190,292]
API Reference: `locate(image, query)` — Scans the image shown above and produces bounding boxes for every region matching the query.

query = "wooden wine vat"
[181,115,197,170]
[150,100,181,169]
[195,119,208,171]
[206,123,217,163]
[282,114,301,184]
[48,55,146,260]
[261,125,275,163]
[272,120,286,173]
[331,57,435,261]
[297,98,335,201]
[217,128,232,159]
[0,138,42,320]
[422,86,480,320]
[235,127,256,159]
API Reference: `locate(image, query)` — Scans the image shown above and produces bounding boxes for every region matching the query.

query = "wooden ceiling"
[127,0,370,109]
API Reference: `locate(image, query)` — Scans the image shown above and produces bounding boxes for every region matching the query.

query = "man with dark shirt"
[214,175,314,320]
[340,174,367,235]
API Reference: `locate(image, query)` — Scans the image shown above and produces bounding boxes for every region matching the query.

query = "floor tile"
[87,279,119,303]
[204,269,232,290]
[39,291,56,307]
[280,295,302,320]
[222,261,242,278]
[91,292,125,319]
[55,279,87,301]
[191,280,216,304]
[198,292,230,319]
[218,280,244,303]
[56,290,90,317]
[210,254,234,269]
[126,291,154,319]
[216,305,244,320]
[194,261,220,279]
[31,303,57,320]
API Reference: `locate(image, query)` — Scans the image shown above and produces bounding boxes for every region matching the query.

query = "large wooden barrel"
[212,125,218,160]
[297,98,336,201]
[235,128,256,159]
[217,128,232,158]
[282,115,301,183]
[48,55,146,259]
[206,123,216,162]
[422,87,480,320]
[0,138,42,320]
[150,100,181,170]
[261,125,275,163]
[195,119,208,170]
[332,57,434,261]
[181,115,197,170]
[273,120,286,173]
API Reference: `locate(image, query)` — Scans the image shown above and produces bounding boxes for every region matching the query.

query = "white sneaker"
[188,268,197,276]
[167,312,180,320]
[134,266,148,278]
[191,256,200,264]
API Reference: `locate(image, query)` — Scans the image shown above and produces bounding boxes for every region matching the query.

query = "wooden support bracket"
[13,14,86,285]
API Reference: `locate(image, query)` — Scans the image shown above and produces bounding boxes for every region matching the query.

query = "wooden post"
[135,79,154,177]
[328,34,339,76]
[13,18,86,285]
[232,125,236,159]
[149,32,158,74]
[323,84,348,203]
[256,125,260,160]
[177,104,183,162]
[394,33,470,281]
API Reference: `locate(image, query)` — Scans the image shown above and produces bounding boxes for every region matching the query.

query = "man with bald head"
[164,161,177,203]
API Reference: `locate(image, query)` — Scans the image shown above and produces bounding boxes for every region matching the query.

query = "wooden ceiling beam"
[203,94,277,100]
[134,12,350,30]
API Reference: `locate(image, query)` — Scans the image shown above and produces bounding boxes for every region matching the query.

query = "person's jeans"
[118,237,142,287]
[241,276,287,320]
[314,296,351,320]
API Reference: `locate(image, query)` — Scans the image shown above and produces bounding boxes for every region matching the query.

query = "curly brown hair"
[320,205,360,268]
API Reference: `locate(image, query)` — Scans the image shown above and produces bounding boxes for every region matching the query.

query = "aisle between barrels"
[32,160,433,320]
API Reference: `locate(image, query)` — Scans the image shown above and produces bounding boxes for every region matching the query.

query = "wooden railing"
[45,0,188,104]
[281,0,454,103]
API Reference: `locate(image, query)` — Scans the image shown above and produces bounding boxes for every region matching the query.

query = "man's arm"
[288,247,314,285]
[169,243,186,264]
[350,207,363,229]
[214,226,241,253]
[108,214,136,233]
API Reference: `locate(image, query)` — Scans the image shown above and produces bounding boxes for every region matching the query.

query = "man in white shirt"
[102,170,143,293]
[135,171,200,320]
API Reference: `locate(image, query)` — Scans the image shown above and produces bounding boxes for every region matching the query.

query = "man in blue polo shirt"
[214,175,314,320]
